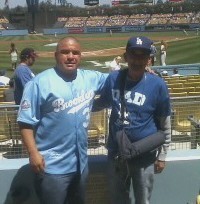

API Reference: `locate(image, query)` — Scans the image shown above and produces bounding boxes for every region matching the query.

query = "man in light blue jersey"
[17,37,107,204]
[93,36,171,204]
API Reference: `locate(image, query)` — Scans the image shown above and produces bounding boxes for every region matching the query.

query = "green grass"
[0,31,199,77]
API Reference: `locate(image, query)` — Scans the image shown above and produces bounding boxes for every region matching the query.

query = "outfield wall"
[0,30,28,36]
[43,24,199,35]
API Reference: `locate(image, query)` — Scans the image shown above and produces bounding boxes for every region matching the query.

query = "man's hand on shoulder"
[145,66,156,74]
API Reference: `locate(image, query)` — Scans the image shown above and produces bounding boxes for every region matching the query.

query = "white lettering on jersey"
[133,92,146,106]
[112,89,120,101]
[125,91,146,106]
[113,89,146,106]
[136,37,143,45]
[52,90,94,113]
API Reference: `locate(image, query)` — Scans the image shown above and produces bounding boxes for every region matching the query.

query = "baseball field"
[0,31,199,77]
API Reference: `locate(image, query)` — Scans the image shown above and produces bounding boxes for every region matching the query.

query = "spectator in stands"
[13,48,37,105]
[93,36,171,204]
[160,40,167,66]
[161,70,169,77]
[172,68,181,77]
[9,42,18,70]
[17,37,107,204]
[0,70,10,85]
[150,42,157,66]
[109,56,122,72]
[154,69,162,77]
[3,78,14,102]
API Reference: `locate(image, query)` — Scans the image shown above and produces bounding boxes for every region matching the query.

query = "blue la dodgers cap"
[126,36,152,53]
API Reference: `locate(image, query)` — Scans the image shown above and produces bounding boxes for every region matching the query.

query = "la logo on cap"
[136,37,143,45]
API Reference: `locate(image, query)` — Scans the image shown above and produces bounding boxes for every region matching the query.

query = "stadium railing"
[1,95,200,203]
[1,95,200,159]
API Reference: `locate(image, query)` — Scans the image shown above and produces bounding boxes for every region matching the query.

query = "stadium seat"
[167,83,183,89]
[195,87,200,92]
[0,108,11,143]
[184,82,200,88]
[0,95,4,102]
[172,99,200,133]
[188,92,200,96]
[172,87,195,93]
[187,78,200,83]
[170,92,187,97]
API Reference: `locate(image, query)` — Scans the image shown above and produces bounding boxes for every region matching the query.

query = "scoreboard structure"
[84,0,99,6]
[112,0,153,6]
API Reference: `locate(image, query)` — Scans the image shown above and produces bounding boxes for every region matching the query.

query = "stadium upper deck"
[54,12,200,28]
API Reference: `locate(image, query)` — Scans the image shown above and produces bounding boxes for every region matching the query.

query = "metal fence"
[1,96,200,160]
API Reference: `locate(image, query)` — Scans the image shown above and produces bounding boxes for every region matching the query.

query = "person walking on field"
[160,40,167,66]
[150,42,157,66]
[9,42,18,70]
[93,36,171,204]
[17,37,107,204]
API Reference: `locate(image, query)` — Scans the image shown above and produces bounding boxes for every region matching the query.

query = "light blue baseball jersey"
[17,67,107,174]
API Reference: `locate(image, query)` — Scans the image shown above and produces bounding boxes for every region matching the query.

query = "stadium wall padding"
[1,151,200,204]
[0,30,28,36]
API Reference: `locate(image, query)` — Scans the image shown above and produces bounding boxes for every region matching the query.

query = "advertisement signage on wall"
[106,27,122,32]
[87,27,103,33]
[125,26,144,31]
[84,0,99,6]
[130,0,153,3]
[169,0,184,2]
[112,0,153,5]
[68,28,84,34]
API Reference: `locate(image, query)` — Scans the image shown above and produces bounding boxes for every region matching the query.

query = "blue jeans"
[107,155,155,204]
[35,165,88,204]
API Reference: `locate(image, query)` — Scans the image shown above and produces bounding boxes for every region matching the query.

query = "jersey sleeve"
[156,81,171,118]
[94,72,108,95]
[17,80,40,126]
[19,69,34,88]
[93,73,112,111]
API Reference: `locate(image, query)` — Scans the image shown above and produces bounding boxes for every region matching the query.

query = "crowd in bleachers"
[86,16,108,27]
[64,16,88,28]
[104,15,129,26]
[126,14,150,26]
[0,15,10,30]
[56,12,200,28]
[191,12,200,24]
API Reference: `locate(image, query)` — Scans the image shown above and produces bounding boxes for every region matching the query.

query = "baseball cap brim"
[127,47,151,55]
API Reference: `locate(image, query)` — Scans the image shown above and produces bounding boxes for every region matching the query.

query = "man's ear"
[123,52,127,62]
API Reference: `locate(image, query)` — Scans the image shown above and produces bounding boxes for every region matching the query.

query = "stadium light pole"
[26,0,39,33]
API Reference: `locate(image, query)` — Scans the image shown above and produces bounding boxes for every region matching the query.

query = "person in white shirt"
[172,68,182,77]
[160,40,167,66]
[9,42,18,70]
[0,70,10,85]
[109,56,122,72]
